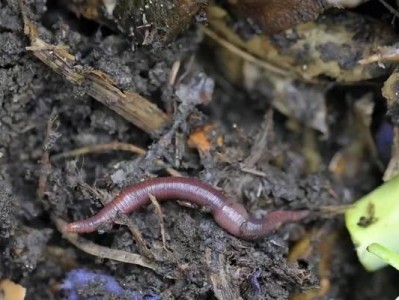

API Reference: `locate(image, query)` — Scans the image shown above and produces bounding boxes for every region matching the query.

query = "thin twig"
[317,205,352,216]
[240,167,267,177]
[52,142,146,159]
[202,27,291,78]
[20,0,170,136]
[37,113,58,202]
[114,213,154,259]
[378,0,399,19]
[51,141,182,177]
[149,194,170,252]
[54,217,162,272]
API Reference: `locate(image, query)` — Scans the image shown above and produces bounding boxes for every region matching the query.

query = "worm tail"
[63,212,112,233]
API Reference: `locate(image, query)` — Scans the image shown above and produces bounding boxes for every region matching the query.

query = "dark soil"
[1,0,399,299]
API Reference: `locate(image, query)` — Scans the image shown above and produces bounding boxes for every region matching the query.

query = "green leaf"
[345,175,399,271]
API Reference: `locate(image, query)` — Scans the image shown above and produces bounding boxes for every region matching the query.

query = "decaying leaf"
[207,7,396,82]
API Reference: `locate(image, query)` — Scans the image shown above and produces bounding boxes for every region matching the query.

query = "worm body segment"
[63,177,309,240]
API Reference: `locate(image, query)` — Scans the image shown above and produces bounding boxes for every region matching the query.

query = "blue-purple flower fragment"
[61,269,160,300]
[375,121,393,163]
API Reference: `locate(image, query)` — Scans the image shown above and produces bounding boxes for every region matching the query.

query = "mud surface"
[1,0,399,299]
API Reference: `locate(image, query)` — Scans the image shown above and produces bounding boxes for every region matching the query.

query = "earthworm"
[63,177,309,240]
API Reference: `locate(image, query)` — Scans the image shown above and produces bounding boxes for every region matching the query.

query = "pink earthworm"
[63,177,309,240]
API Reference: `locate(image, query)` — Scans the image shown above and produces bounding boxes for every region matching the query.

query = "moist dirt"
[1,0,399,299]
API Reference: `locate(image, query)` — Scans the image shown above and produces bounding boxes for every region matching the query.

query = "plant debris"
[2,0,399,299]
